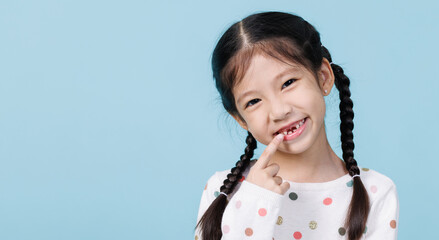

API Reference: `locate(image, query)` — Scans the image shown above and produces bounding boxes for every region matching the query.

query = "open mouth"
[275,117,307,136]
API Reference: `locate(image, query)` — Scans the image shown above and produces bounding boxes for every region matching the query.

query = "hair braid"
[321,45,370,240]
[221,131,257,195]
[332,64,360,176]
[317,60,368,240]
[196,131,257,240]
[321,46,360,176]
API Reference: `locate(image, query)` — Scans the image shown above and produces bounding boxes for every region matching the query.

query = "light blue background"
[0,0,437,239]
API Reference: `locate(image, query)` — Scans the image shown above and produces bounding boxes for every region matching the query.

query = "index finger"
[254,133,284,169]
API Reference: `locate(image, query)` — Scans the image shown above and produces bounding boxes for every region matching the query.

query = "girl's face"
[231,53,335,154]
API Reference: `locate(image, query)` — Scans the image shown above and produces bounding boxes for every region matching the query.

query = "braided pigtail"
[196,131,257,240]
[322,46,370,240]
[333,62,370,239]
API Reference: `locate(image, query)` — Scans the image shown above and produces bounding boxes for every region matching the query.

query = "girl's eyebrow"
[237,90,257,105]
[236,67,301,104]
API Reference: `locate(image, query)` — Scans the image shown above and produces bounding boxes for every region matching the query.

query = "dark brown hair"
[196,11,370,240]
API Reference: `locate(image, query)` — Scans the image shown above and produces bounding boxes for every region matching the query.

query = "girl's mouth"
[275,117,308,141]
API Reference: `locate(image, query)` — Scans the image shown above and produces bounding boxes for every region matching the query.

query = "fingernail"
[275,134,284,140]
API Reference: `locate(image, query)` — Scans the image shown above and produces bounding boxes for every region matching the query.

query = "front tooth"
[287,131,293,135]
[295,124,300,129]
[283,131,288,135]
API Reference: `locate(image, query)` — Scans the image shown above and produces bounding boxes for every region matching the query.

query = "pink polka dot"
[293,231,302,239]
[371,185,377,193]
[222,225,230,234]
[235,200,241,209]
[323,197,332,205]
[258,208,267,216]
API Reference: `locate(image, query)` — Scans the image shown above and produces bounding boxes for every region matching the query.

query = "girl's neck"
[269,125,349,183]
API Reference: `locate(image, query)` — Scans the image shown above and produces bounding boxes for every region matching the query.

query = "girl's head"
[227,52,334,154]
[197,11,370,240]
[213,12,338,154]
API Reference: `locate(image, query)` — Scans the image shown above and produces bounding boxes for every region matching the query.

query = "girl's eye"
[282,79,297,89]
[245,99,260,108]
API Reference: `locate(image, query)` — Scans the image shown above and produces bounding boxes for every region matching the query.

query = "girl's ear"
[231,114,249,131]
[319,58,335,95]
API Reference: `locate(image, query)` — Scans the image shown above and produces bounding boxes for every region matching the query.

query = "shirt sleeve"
[194,172,284,240]
[365,180,400,240]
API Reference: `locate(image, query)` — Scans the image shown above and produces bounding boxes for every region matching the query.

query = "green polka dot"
[364,226,368,233]
[362,167,370,171]
[338,227,346,236]
[214,191,220,198]
[276,216,283,225]
[289,192,298,200]
[346,180,354,187]
[309,220,317,230]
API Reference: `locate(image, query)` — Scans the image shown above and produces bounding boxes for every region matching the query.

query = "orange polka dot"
[323,197,332,205]
[204,183,207,190]
[390,220,397,229]
[245,228,253,236]
[258,208,267,216]
[239,176,245,182]
[293,231,302,239]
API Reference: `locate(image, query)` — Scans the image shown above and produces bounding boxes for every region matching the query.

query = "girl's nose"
[269,99,292,121]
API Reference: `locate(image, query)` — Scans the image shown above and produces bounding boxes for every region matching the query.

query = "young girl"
[195,11,399,240]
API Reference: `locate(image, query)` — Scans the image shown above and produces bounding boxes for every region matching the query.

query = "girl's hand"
[246,134,290,195]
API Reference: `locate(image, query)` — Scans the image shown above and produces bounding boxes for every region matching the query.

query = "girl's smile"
[276,117,308,141]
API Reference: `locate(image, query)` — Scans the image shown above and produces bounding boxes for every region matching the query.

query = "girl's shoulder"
[357,166,398,203]
[210,159,257,184]
[204,159,257,200]
[357,166,396,186]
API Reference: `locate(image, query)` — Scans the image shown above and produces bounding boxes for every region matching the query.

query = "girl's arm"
[364,180,400,239]
[195,171,284,240]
